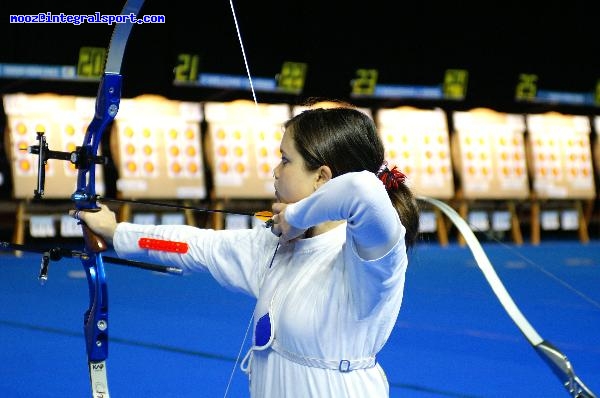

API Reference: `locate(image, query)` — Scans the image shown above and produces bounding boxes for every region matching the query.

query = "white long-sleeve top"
[113,171,408,398]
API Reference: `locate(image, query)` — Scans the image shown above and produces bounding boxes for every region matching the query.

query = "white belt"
[271,340,377,372]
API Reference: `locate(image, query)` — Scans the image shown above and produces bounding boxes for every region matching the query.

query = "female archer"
[74,103,419,397]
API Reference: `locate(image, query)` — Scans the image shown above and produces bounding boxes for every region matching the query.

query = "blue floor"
[1,240,599,397]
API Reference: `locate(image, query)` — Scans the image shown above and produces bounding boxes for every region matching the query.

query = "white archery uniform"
[112,171,408,398]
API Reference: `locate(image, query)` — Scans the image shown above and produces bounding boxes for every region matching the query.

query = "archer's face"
[273,130,319,204]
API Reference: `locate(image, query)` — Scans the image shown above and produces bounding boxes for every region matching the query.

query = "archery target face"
[212,124,251,181]
[452,109,528,199]
[4,94,104,198]
[254,127,283,179]
[11,120,54,178]
[204,101,289,198]
[113,97,206,199]
[376,107,454,199]
[526,113,594,199]
[118,125,160,178]
[165,126,203,178]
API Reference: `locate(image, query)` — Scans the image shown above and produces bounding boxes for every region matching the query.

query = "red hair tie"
[376,162,406,191]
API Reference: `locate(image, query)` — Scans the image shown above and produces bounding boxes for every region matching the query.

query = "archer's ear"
[314,165,332,190]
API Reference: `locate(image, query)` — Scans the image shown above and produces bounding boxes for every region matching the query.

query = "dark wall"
[1,1,599,113]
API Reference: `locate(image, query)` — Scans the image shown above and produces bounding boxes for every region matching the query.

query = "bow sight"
[27,130,107,201]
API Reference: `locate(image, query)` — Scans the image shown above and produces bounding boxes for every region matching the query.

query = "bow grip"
[75,208,108,253]
[82,222,108,253]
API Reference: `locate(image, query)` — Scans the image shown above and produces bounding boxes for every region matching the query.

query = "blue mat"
[1,240,599,397]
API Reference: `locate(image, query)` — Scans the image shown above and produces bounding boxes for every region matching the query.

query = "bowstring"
[489,236,600,311]
[461,220,600,311]
[228,0,258,106]
[223,1,265,396]
[223,241,280,398]
[223,311,254,398]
